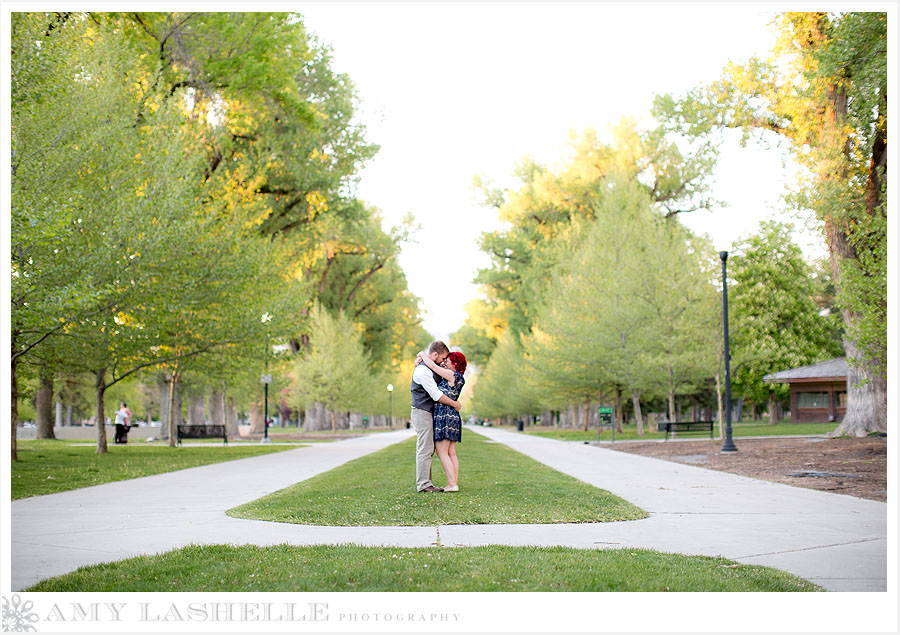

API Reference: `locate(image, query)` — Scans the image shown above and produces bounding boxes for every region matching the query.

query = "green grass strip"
[227,431,645,525]
[12,440,297,500]
[25,544,820,592]
[505,421,837,442]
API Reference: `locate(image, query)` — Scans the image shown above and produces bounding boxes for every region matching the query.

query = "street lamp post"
[387,383,394,429]
[719,252,738,454]
[261,313,272,444]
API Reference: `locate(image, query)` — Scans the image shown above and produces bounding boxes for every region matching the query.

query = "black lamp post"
[261,313,272,444]
[719,252,738,453]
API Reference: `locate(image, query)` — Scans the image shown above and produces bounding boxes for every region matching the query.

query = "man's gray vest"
[410,363,442,413]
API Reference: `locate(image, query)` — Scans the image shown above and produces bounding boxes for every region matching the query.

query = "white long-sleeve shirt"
[412,362,445,402]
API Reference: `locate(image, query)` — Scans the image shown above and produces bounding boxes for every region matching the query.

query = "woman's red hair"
[447,351,467,375]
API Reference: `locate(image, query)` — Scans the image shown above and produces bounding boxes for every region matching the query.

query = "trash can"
[405,421,410,429]
[517,420,524,432]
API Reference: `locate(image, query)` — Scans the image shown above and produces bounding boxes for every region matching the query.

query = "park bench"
[657,421,714,441]
[176,424,227,446]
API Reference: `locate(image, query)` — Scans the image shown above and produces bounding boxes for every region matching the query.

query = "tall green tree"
[654,12,887,435]
[730,221,844,423]
[10,13,213,455]
[471,330,544,421]
[523,178,718,431]
[292,304,374,431]
[470,121,719,340]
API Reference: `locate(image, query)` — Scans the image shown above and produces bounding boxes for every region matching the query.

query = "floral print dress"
[433,370,465,443]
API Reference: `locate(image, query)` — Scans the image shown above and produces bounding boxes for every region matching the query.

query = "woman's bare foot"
[443,485,459,492]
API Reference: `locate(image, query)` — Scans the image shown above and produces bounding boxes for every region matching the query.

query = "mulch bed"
[608,436,887,502]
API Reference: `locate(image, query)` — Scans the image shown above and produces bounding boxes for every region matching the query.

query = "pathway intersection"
[10,426,886,591]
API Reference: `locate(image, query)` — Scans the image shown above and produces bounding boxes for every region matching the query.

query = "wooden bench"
[176,424,227,446]
[658,421,714,441]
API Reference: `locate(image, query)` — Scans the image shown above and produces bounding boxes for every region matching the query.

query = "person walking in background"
[113,402,132,444]
[410,341,462,492]
[416,350,466,492]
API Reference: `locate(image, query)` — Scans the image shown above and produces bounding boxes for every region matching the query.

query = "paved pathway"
[11,427,886,591]
[465,427,886,592]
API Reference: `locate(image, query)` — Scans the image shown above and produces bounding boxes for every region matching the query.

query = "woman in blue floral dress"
[416,350,466,492]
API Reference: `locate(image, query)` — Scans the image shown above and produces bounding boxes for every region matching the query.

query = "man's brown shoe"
[418,485,443,492]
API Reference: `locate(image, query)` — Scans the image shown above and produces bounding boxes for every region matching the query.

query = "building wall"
[789,381,846,423]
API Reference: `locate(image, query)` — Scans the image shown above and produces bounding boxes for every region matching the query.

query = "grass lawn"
[228,430,646,525]
[12,440,298,500]
[25,544,820,592]
[500,421,838,442]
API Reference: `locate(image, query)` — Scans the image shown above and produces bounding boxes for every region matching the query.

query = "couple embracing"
[410,340,467,493]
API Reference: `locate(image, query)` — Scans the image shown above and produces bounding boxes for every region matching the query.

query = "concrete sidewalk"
[11,430,428,591]
[464,426,887,592]
[10,426,886,591]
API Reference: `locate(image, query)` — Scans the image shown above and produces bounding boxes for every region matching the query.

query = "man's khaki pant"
[411,407,435,491]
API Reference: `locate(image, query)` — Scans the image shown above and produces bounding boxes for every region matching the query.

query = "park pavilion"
[763,357,848,423]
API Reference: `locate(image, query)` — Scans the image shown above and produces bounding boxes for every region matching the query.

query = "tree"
[450,299,504,368]
[729,221,844,423]
[470,121,719,341]
[292,304,374,431]
[471,330,544,421]
[10,12,428,458]
[523,177,718,432]
[653,12,887,435]
[10,13,211,455]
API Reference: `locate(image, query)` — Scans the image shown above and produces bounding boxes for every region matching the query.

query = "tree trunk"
[304,403,317,431]
[767,389,777,426]
[818,50,886,436]
[667,368,676,423]
[614,386,624,433]
[249,400,264,434]
[829,341,887,437]
[304,401,326,431]
[567,403,576,429]
[631,389,644,436]
[66,404,73,427]
[95,368,108,454]
[55,400,64,428]
[158,375,171,440]
[225,395,239,439]
[209,388,225,427]
[187,394,206,426]
[275,400,291,427]
[166,371,183,448]
[36,369,55,439]
[11,351,18,461]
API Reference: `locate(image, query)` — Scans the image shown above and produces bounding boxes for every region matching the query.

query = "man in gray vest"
[411,340,462,492]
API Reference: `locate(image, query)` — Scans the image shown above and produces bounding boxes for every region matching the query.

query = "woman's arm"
[417,352,456,385]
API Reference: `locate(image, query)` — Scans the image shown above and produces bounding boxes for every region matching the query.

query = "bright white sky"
[300,2,826,341]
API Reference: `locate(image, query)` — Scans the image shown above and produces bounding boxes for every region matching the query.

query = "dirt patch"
[608,436,887,502]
